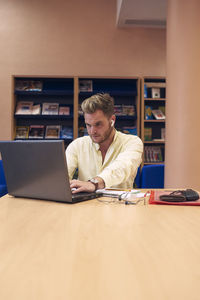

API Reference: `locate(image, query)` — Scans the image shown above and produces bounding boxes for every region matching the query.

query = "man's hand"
[70,179,96,193]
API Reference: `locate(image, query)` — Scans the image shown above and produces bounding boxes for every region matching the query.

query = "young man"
[66,93,143,193]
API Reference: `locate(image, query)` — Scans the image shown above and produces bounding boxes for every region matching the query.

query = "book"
[15,101,33,115]
[114,105,135,116]
[151,88,160,98]
[122,105,135,116]
[152,109,165,120]
[153,139,165,142]
[144,128,152,141]
[15,126,29,139]
[15,102,41,115]
[79,80,93,92]
[15,80,43,92]
[144,84,148,98]
[29,125,45,139]
[122,126,137,135]
[161,128,165,140]
[114,105,123,116]
[60,126,73,139]
[96,189,146,199]
[42,103,59,115]
[145,106,153,120]
[45,125,61,139]
[144,146,163,163]
[59,106,70,115]
[31,104,41,115]
[158,106,165,115]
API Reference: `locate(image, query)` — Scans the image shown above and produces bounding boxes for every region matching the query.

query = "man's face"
[84,110,114,144]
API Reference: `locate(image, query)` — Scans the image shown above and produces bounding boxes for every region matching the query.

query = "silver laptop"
[0,140,101,203]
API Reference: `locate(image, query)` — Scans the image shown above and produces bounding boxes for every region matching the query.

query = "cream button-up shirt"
[65,130,143,189]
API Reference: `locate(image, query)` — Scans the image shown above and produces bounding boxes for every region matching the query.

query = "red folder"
[149,190,200,206]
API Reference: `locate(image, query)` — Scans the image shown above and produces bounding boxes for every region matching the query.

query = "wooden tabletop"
[0,193,200,300]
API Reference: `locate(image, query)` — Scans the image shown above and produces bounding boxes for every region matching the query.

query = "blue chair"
[134,166,141,188]
[141,164,164,188]
[0,160,8,196]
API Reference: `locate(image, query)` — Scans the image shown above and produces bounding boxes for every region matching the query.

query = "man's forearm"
[93,176,105,190]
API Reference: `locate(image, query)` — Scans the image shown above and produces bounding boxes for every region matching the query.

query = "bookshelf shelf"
[144,98,166,101]
[15,90,74,96]
[79,91,136,97]
[144,140,165,144]
[144,162,164,165]
[144,120,165,123]
[78,115,137,121]
[14,115,73,120]
[15,137,73,142]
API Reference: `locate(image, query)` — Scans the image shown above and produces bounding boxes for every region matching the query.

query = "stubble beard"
[90,125,114,145]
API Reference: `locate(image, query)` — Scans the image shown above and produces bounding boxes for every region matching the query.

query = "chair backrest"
[134,166,141,188]
[141,164,164,188]
[0,160,7,186]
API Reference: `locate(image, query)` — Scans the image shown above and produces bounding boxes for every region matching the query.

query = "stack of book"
[15,125,73,140]
[15,101,70,116]
[144,128,152,141]
[144,146,163,163]
[114,105,136,116]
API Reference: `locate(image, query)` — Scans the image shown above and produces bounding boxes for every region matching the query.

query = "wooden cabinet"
[141,77,166,166]
[12,76,140,144]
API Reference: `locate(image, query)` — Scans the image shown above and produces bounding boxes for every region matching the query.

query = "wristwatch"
[88,178,99,191]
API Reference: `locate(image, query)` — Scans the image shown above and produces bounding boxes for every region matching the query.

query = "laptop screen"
[0,140,101,203]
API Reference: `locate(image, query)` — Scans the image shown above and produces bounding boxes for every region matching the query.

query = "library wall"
[0,0,166,140]
[165,0,200,191]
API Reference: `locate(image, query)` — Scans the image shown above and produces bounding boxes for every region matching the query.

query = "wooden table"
[0,193,200,300]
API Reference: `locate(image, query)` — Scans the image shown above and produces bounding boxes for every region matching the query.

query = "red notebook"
[149,190,200,206]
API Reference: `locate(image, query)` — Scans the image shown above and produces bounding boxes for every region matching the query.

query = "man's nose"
[90,126,97,134]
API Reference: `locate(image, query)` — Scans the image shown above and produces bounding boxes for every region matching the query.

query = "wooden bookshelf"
[141,76,166,166]
[12,76,141,146]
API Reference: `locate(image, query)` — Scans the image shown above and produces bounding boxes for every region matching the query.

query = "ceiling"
[116,0,167,28]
